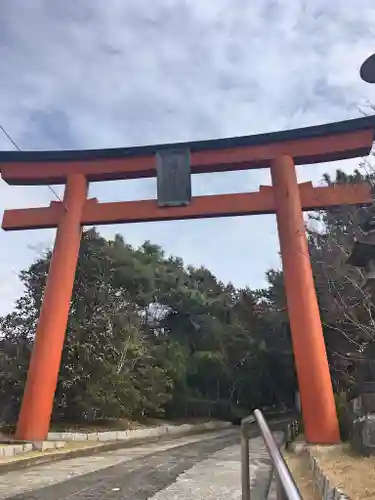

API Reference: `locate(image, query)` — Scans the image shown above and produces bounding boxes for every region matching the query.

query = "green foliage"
[0,227,297,426]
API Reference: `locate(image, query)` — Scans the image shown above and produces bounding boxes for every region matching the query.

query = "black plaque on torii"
[156,149,192,208]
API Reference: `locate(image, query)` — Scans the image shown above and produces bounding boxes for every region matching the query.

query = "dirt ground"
[48,416,212,433]
[49,418,159,433]
[283,451,320,500]
[310,443,375,500]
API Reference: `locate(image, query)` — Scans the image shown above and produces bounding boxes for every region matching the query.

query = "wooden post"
[270,155,340,444]
[15,174,88,441]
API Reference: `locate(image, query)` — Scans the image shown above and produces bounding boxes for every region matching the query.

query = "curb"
[306,450,350,500]
[0,421,233,475]
[289,442,350,500]
[47,421,229,441]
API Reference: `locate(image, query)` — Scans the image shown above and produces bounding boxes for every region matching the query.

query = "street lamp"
[360,53,375,83]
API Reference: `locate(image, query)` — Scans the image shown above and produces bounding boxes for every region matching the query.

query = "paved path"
[1,428,280,500]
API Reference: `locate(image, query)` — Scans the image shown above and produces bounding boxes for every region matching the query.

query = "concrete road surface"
[0,427,278,500]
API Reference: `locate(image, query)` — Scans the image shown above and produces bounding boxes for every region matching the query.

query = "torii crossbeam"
[2,115,374,444]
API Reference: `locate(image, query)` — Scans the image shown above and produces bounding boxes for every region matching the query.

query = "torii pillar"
[15,174,88,441]
[271,155,339,443]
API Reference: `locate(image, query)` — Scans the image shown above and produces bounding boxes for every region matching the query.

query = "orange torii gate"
[1,116,375,444]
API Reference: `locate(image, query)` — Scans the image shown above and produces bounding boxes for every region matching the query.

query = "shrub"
[335,391,350,441]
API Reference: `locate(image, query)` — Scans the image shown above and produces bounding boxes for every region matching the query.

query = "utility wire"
[0,124,20,151]
[0,123,64,204]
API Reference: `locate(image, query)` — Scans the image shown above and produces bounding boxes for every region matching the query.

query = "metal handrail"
[241,409,302,500]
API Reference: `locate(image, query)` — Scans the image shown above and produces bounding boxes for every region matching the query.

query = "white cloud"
[0,0,374,313]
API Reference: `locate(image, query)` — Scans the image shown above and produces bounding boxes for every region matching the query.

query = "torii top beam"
[0,116,374,185]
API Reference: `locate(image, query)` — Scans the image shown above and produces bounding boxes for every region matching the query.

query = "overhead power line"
[0,123,64,204]
[0,124,21,151]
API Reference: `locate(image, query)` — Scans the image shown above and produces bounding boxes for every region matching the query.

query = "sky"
[0,0,375,314]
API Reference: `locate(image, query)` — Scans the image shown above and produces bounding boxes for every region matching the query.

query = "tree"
[307,169,375,391]
[0,228,297,427]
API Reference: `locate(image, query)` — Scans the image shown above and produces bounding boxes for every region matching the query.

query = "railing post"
[253,410,302,500]
[241,426,250,500]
